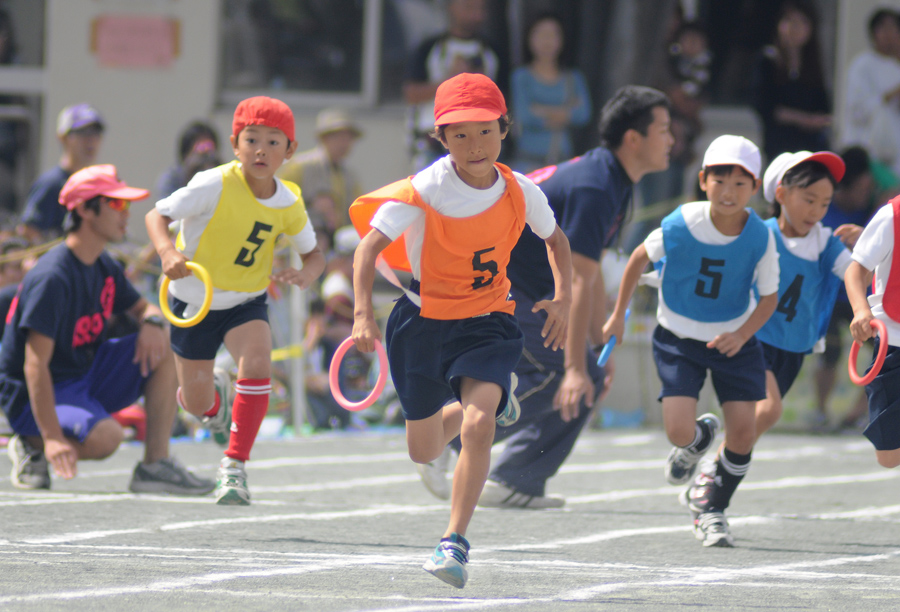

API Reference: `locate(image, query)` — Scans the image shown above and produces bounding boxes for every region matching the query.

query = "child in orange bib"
[350,73,573,589]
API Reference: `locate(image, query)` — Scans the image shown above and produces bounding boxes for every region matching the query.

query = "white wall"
[42,0,409,239]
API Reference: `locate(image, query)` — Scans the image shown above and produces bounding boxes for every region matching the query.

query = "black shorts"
[169,293,269,361]
[652,325,767,403]
[385,293,523,421]
[863,340,900,451]
[762,341,806,398]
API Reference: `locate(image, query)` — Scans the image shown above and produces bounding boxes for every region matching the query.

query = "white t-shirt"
[155,165,318,310]
[370,156,557,279]
[643,201,780,342]
[850,203,900,347]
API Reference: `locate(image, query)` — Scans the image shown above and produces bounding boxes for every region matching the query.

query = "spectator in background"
[156,121,221,200]
[302,226,367,430]
[629,20,712,251]
[510,12,591,173]
[841,8,900,176]
[751,0,831,163]
[17,104,104,243]
[278,109,363,234]
[403,0,503,171]
[0,236,28,338]
[816,146,900,432]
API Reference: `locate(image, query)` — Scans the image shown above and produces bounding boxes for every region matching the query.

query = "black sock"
[688,419,713,452]
[707,447,752,512]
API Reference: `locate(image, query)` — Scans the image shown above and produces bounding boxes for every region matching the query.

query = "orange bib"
[350,163,526,319]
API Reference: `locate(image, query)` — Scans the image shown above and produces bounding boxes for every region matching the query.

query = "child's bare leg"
[445,377,501,538]
[754,371,782,444]
[407,402,466,463]
[722,401,756,455]
[174,356,217,418]
[875,449,900,468]
[662,396,700,446]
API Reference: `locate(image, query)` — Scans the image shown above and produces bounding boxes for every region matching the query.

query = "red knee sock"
[225,378,271,463]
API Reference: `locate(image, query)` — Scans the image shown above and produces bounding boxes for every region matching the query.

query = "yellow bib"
[179,161,308,292]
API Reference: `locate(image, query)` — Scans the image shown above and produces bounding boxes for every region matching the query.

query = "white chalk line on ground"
[3,502,900,608]
[0,441,874,499]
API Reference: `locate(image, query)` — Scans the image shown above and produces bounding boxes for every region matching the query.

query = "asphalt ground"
[1,426,899,611]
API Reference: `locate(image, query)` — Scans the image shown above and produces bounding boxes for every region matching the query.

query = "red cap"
[59,165,149,210]
[232,96,295,142]
[434,73,507,126]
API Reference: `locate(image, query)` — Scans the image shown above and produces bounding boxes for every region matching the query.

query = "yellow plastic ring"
[159,262,213,328]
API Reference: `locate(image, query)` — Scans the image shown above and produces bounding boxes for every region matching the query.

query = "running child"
[145,96,325,505]
[845,194,900,468]
[349,72,572,588]
[603,135,779,547]
[683,150,859,537]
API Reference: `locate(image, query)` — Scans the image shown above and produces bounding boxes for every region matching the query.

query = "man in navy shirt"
[420,86,674,507]
[17,104,105,242]
[0,164,213,494]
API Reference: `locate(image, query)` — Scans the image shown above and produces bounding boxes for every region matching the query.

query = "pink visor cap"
[59,164,150,210]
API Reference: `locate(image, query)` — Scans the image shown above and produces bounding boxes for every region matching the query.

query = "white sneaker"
[417,446,455,500]
[478,479,565,509]
[215,457,250,505]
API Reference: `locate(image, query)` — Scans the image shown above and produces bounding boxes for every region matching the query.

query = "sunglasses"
[103,197,130,211]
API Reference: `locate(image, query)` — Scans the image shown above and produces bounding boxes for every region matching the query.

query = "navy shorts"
[9,335,147,443]
[652,325,767,403]
[385,293,524,421]
[169,293,269,360]
[863,340,900,451]
[761,341,806,398]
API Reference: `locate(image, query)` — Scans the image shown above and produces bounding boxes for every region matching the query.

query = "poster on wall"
[92,15,179,68]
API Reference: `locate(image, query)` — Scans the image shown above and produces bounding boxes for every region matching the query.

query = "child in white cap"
[604,135,779,547]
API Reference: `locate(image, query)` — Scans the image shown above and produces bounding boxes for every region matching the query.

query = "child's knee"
[665,422,696,448]
[875,450,900,469]
[460,408,495,447]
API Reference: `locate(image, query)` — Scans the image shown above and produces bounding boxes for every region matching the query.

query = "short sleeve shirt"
[0,244,141,388]
[507,147,633,300]
[19,166,71,234]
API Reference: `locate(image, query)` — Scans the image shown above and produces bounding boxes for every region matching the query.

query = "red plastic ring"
[328,337,389,412]
[848,319,889,386]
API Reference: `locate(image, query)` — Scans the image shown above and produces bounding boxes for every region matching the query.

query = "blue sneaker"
[423,533,470,588]
[495,373,520,427]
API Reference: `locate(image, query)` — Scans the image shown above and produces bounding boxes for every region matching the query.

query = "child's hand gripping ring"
[329,337,389,412]
[159,262,213,328]
[848,319,889,386]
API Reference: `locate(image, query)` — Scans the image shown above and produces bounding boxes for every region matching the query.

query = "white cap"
[763,150,846,203]
[702,135,761,179]
[333,225,361,256]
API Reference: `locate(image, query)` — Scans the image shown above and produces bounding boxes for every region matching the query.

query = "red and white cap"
[58,164,149,210]
[763,150,846,203]
[434,73,507,126]
[702,135,762,180]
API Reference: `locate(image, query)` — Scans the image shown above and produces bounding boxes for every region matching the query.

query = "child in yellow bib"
[145,96,325,506]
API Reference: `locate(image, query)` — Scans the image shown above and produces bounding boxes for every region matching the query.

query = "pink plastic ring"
[849,319,889,386]
[329,337,389,412]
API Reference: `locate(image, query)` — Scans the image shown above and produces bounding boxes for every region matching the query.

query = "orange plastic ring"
[848,319,889,386]
[329,337,389,412]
